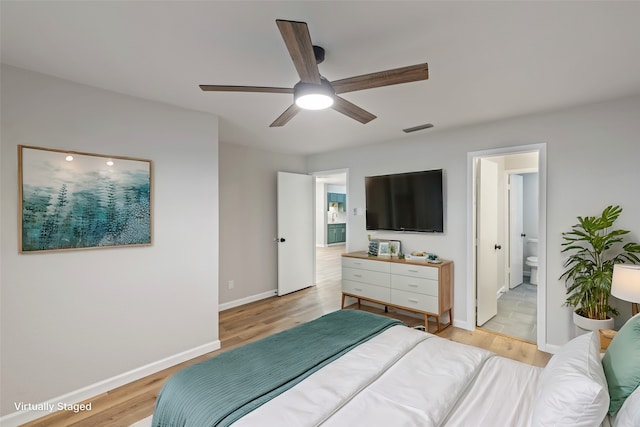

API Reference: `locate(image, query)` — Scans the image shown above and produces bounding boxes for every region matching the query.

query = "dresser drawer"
[342,267,390,287]
[343,280,390,303]
[391,289,438,314]
[342,257,391,273]
[391,274,438,296]
[390,263,438,280]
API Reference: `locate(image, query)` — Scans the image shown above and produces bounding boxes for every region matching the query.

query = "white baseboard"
[219,289,277,311]
[453,319,473,330]
[0,340,220,427]
[539,342,561,354]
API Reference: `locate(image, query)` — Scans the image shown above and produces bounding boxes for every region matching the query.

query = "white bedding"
[234,325,542,427]
[141,320,625,427]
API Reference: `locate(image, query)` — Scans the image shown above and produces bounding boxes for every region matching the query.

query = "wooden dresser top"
[342,251,452,268]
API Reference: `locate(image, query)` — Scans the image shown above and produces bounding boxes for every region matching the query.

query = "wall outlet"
[228,280,234,289]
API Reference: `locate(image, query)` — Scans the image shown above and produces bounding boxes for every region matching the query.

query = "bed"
[151,310,640,427]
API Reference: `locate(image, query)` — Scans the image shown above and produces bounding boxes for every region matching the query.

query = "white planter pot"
[573,311,615,336]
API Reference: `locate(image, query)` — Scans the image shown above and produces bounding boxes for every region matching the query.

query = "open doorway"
[468,145,547,348]
[313,170,348,287]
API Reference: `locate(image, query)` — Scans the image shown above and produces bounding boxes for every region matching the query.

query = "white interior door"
[509,174,524,289]
[277,172,315,296]
[477,158,500,326]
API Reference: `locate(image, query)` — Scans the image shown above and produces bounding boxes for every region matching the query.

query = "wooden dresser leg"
[357,298,361,309]
[341,293,345,309]
[436,316,441,333]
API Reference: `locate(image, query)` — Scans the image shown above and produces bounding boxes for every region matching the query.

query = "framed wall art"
[19,145,152,253]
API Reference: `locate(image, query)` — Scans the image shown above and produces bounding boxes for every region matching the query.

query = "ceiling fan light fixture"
[294,79,335,110]
[296,93,334,110]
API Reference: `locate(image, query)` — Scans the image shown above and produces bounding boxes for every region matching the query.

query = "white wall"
[315,181,327,246]
[218,142,306,307]
[327,184,346,193]
[307,94,640,347]
[523,173,539,270]
[0,66,220,420]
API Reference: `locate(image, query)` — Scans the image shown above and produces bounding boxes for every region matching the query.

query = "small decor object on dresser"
[389,240,401,257]
[378,241,391,258]
[367,239,379,256]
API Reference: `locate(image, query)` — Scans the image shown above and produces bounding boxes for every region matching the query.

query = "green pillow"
[602,313,640,413]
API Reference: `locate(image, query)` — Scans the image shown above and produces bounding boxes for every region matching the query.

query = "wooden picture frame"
[19,145,152,253]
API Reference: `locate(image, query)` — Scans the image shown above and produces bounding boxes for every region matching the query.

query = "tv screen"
[365,169,444,233]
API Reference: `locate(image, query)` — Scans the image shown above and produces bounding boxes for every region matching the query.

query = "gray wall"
[0,66,220,417]
[307,94,640,347]
[523,173,539,270]
[218,142,306,307]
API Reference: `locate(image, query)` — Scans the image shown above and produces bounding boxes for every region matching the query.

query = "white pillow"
[530,331,609,426]
[613,386,640,427]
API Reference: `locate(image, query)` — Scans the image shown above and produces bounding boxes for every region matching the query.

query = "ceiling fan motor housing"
[313,45,325,64]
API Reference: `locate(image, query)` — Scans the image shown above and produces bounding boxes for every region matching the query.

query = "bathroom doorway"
[469,145,546,347]
[482,167,539,342]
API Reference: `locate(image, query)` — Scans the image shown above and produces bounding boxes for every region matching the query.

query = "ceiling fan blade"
[331,63,429,94]
[276,19,321,84]
[331,96,377,124]
[270,104,302,127]
[199,85,293,94]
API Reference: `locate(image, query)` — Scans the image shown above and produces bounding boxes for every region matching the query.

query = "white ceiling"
[2,1,640,156]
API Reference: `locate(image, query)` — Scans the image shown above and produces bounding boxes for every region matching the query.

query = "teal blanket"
[152,310,402,427]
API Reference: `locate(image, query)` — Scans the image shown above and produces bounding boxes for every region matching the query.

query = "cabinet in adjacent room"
[327,223,346,244]
[327,192,346,210]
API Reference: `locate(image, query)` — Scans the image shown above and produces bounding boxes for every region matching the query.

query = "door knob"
[279,238,286,243]
[494,244,502,250]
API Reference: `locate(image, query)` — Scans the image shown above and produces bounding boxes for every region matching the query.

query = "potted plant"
[560,205,640,333]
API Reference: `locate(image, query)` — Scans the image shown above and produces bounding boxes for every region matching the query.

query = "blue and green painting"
[20,147,151,252]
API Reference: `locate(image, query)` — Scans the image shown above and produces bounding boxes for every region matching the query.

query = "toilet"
[525,238,538,285]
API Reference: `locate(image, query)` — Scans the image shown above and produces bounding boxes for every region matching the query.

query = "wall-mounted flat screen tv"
[365,169,444,233]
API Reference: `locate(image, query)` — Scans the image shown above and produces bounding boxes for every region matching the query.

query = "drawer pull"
[355,287,363,292]
[408,269,419,273]
[353,274,363,278]
[408,284,418,288]
[353,262,362,265]
[408,299,419,304]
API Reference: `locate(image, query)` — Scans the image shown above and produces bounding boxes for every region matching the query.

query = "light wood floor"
[22,245,551,427]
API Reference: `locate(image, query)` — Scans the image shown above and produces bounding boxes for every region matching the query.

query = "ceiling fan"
[199,19,429,127]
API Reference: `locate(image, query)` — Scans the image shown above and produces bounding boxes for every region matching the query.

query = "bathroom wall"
[523,173,539,274]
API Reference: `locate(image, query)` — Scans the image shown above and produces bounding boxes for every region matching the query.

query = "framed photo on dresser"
[378,241,391,258]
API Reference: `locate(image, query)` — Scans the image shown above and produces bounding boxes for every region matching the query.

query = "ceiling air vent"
[402,123,434,133]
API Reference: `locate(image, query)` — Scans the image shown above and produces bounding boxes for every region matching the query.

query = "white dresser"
[341,251,453,332]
